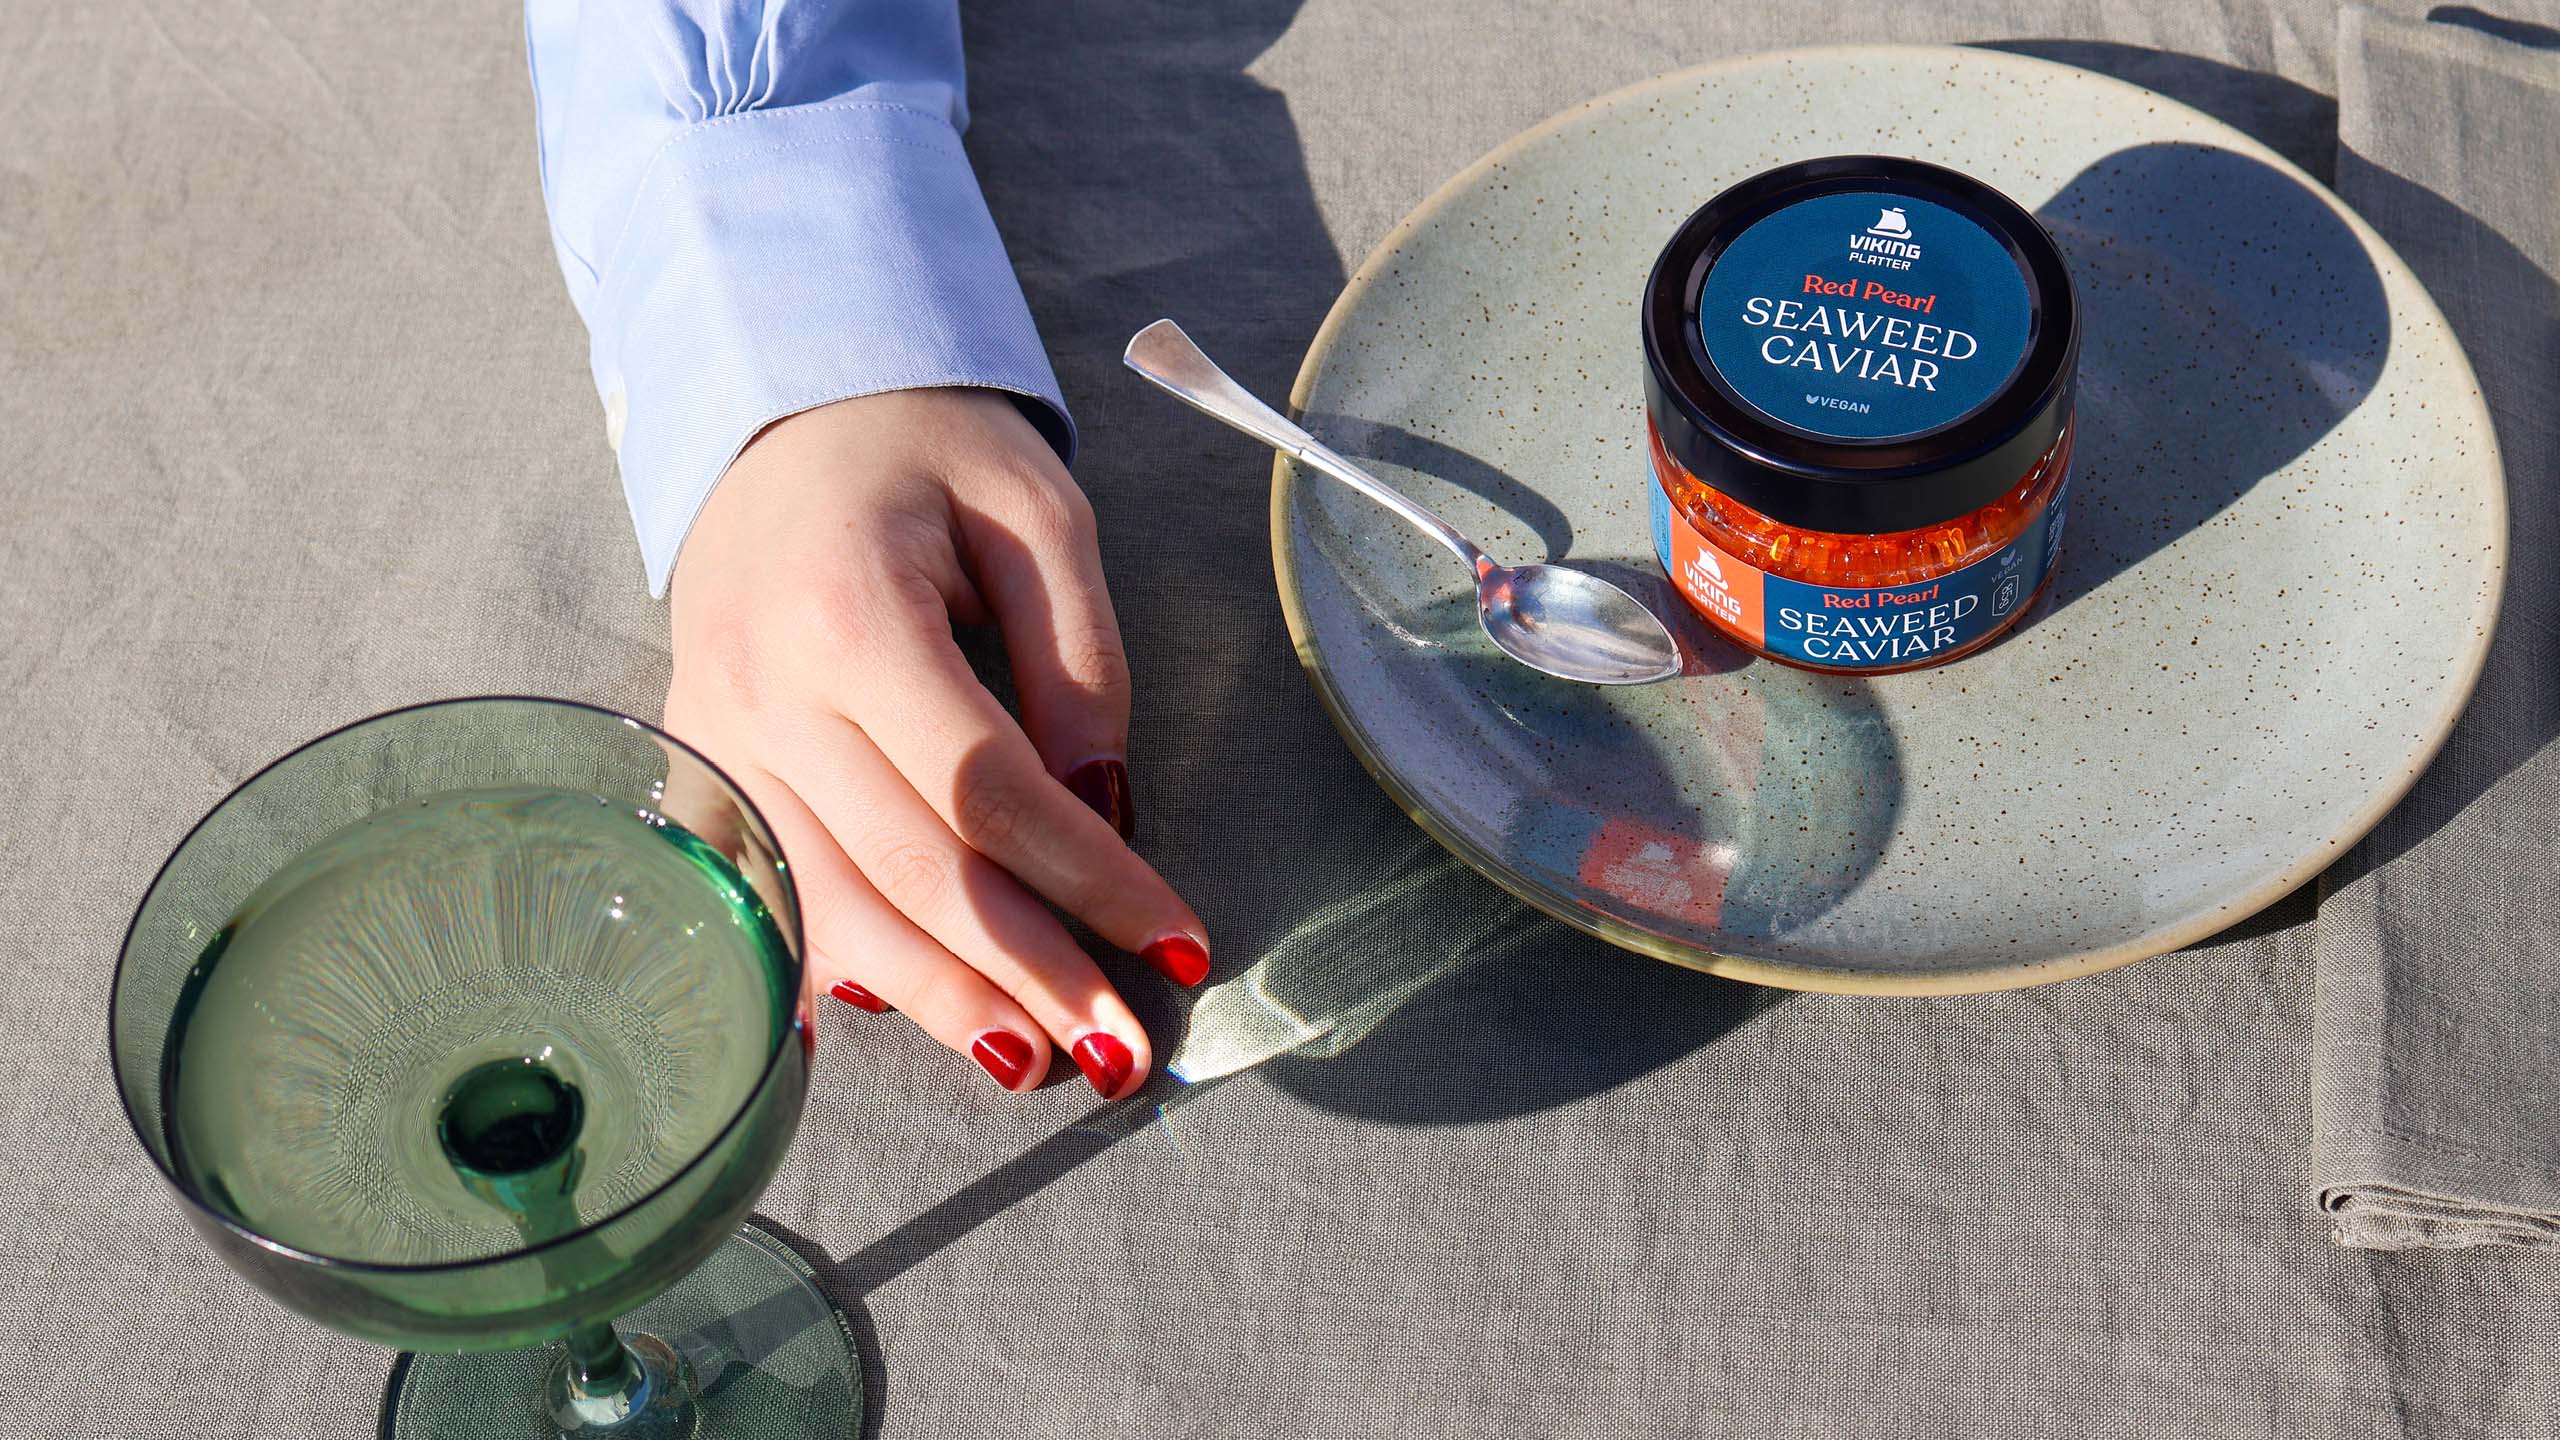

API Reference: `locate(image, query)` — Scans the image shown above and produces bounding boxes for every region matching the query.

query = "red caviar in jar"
[1642,156,2080,673]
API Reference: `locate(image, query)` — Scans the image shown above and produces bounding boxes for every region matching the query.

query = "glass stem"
[563,1321,637,1401]
[548,1322,694,1436]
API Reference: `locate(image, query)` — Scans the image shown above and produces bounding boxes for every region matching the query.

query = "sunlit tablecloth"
[2,2,2553,1434]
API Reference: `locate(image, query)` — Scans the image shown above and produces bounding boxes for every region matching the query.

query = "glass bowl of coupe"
[110,697,858,1440]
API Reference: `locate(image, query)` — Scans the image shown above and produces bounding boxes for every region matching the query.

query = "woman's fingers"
[780,717,1155,1099]
[728,765,1063,1094]
[948,423,1135,837]
[833,570,1210,987]
[662,390,1211,1104]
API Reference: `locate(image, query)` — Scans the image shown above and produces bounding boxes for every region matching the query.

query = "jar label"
[1698,190,2032,441]
[1649,473,2070,669]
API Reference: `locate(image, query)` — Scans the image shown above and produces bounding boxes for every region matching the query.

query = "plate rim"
[1267,42,2509,995]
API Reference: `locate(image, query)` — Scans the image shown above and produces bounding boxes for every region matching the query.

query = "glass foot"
[383,1223,861,1440]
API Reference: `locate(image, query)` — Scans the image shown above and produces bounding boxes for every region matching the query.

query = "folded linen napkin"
[2312,5,2560,1250]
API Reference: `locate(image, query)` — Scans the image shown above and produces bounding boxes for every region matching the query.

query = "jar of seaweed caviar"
[1642,155,2079,673]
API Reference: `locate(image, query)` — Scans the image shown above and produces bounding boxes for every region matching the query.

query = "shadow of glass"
[1168,821,1779,1125]
[1170,595,1902,1111]
[1252,888,1780,1126]
[2016,141,2389,631]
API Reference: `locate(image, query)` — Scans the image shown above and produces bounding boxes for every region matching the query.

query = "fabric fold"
[2312,5,2560,1250]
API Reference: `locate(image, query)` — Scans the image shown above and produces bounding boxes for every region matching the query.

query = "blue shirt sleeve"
[525,0,1075,595]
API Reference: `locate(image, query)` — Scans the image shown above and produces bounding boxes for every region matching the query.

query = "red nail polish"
[1064,758,1135,841]
[829,980,887,1014]
[1071,1033,1135,1098]
[1141,933,1210,987]
[971,1030,1037,1090]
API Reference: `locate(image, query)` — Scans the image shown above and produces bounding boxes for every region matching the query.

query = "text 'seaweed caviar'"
[1642,156,2080,672]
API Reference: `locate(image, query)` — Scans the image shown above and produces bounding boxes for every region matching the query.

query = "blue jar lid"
[1644,156,2078,534]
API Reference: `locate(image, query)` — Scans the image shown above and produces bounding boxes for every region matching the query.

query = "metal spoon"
[1123,320,1682,686]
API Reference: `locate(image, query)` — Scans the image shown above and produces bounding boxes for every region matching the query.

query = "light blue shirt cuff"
[594,100,1074,595]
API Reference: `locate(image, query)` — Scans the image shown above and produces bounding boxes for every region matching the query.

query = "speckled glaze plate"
[1272,46,2504,993]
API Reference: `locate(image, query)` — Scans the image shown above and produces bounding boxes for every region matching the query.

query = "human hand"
[664,388,1207,1101]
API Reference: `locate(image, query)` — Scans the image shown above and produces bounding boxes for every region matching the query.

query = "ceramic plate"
[1272,45,2504,993]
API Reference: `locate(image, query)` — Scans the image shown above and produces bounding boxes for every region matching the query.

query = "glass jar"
[1642,156,2080,673]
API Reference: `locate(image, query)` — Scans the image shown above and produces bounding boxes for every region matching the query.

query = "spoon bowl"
[1479,563,1682,684]
[1124,319,1681,686]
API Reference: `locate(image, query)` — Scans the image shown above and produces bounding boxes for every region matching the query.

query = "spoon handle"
[1123,319,1489,574]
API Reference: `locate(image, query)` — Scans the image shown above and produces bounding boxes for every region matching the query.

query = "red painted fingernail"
[1064,758,1135,841]
[1071,1033,1135,1098]
[829,980,887,1014]
[1141,933,1210,987]
[970,1030,1038,1090]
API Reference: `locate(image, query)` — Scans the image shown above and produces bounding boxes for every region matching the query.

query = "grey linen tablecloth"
[3,2,2556,1436]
